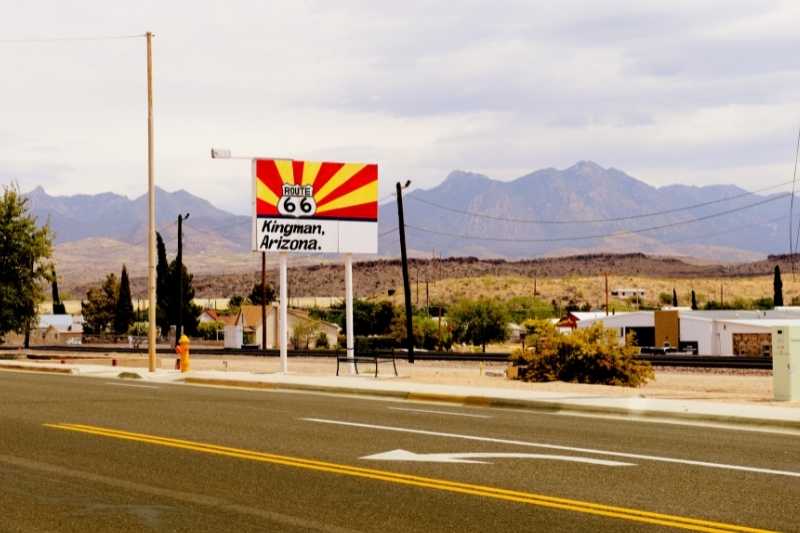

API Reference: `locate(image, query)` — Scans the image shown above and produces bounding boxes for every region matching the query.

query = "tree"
[774,265,784,307]
[671,288,678,307]
[290,320,318,350]
[448,298,509,352]
[0,186,53,342]
[82,273,118,334]
[51,268,66,314]
[505,296,554,322]
[168,259,200,336]
[322,300,395,336]
[114,265,134,334]
[155,232,170,335]
[390,310,440,350]
[248,281,276,305]
[691,289,698,310]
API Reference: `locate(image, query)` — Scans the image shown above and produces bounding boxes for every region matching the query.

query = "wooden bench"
[336,352,398,378]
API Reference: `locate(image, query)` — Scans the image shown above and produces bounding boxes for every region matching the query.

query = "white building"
[577,309,800,356]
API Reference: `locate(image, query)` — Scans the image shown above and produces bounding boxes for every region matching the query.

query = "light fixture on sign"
[210,147,232,159]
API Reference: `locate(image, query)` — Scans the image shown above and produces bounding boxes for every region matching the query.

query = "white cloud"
[0,0,799,214]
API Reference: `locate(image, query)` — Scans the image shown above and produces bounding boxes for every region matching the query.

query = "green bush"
[314,330,329,349]
[197,320,224,340]
[510,321,653,387]
[128,322,149,336]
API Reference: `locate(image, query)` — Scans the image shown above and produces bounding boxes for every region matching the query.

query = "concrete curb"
[0,364,74,375]
[182,377,800,431]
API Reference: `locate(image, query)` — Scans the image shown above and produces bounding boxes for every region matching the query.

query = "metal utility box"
[654,310,679,349]
[771,326,800,401]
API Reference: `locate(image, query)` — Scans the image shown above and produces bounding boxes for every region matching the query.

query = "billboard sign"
[253,159,378,254]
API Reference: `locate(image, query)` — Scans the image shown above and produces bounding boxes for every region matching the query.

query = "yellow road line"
[44,423,774,533]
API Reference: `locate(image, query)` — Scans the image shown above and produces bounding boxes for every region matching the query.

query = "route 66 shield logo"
[278,184,317,217]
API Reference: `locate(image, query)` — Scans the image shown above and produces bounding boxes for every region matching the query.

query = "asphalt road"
[1,371,798,532]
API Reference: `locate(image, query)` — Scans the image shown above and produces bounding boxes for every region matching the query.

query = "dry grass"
[392,274,797,309]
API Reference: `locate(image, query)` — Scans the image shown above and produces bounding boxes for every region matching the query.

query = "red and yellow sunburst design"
[255,159,378,221]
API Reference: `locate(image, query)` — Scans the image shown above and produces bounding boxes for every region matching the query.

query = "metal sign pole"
[345,253,355,374]
[279,251,289,373]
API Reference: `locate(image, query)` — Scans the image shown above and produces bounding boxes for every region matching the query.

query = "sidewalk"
[2,355,799,431]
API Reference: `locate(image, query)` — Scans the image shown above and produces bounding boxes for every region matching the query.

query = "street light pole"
[146,31,157,372]
[396,180,414,364]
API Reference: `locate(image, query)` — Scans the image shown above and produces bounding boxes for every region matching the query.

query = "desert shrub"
[753,297,774,310]
[510,321,653,387]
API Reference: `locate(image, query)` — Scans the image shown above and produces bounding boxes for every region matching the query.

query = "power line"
[0,34,145,44]
[404,193,790,243]
[378,192,395,204]
[661,215,786,245]
[379,226,398,238]
[406,179,795,224]
[791,126,800,273]
[128,220,179,247]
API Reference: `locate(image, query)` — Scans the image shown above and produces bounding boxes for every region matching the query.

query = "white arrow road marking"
[303,418,800,478]
[362,449,635,465]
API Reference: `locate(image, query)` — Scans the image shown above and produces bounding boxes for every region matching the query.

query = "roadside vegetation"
[0,185,53,344]
[510,320,654,387]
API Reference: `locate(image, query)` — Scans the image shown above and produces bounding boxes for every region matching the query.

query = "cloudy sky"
[2,1,799,214]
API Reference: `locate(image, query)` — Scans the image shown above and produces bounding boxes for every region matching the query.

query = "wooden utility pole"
[416,268,420,305]
[397,181,414,363]
[425,278,430,315]
[720,282,724,307]
[261,252,267,352]
[605,273,609,316]
[176,213,189,343]
[146,31,157,373]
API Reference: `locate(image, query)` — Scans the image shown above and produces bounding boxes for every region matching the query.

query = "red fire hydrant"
[175,335,190,372]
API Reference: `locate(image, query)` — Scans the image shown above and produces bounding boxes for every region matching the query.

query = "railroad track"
[0,345,773,369]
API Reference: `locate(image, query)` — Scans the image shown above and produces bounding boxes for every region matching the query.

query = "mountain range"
[378,161,789,261]
[22,161,793,284]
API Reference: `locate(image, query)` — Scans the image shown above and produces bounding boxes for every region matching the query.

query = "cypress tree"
[774,265,784,307]
[671,288,678,307]
[51,269,66,314]
[114,265,134,334]
[156,232,171,335]
[691,289,698,310]
[169,259,200,335]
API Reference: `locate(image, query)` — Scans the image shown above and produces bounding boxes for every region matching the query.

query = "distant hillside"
[25,186,250,251]
[23,161,796,287]
[378,161,788,260]
[66,252,800,302]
